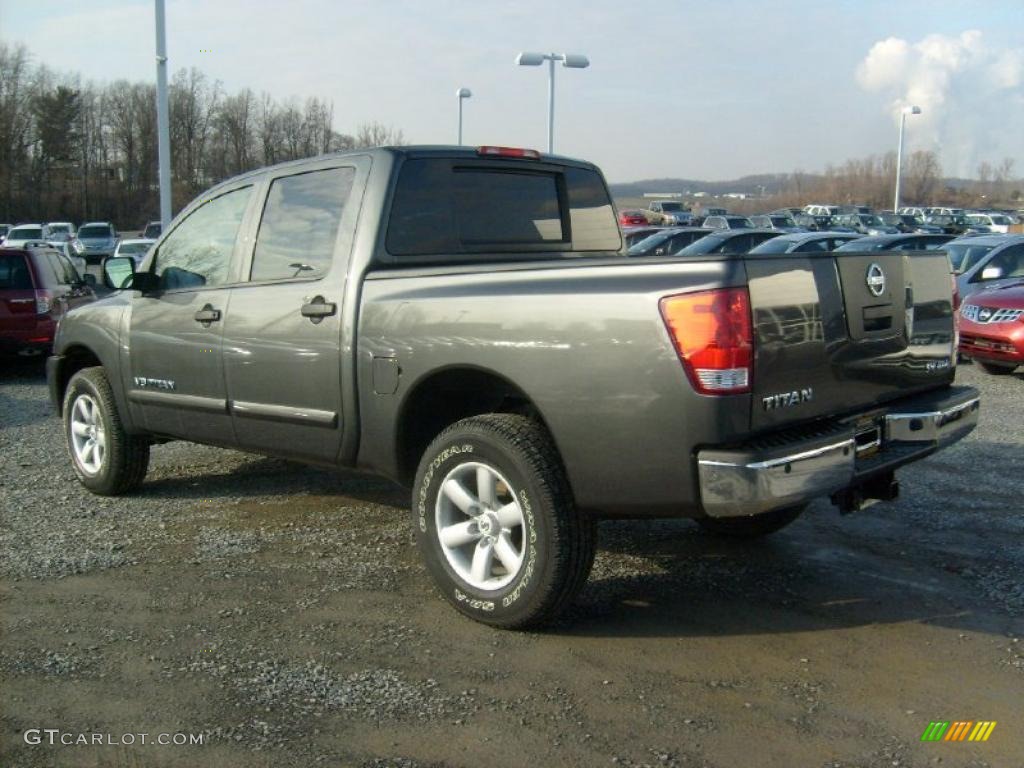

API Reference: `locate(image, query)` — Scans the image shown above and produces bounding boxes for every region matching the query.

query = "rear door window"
[249,167,355,282]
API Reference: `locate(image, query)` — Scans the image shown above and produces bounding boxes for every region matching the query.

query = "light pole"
[456,87,472,145]
[893,105,921,213]
[154,0,172,229]
[516,51,589,154]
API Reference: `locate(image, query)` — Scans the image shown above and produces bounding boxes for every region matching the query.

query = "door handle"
[301,296,336,324]
[194,304,221,325]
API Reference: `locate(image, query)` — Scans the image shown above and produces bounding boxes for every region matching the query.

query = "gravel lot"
[1,360,1022,767]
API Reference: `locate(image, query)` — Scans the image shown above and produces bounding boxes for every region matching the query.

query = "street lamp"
[456,87,472,145]
[154,0,172,229]
[516,51,590,154]
[893,105,922,213]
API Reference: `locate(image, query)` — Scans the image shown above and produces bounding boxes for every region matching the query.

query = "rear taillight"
[659,287,753,395]
[35,290,52,314]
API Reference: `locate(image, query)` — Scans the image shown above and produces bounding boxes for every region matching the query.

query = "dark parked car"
[1,245,96,356]
[879,212,943,234]
[749,214,804,233]
[793,212,832,231]
[703,215,753,231]
[925,214,987,236]
[748,231,864,254]
[621,226,665,248]
[958,281,1024,375]
[832,213,899,235]
[676,229,782,255]
[833,234,955,253]
[947,234,1024,300]
[143,220,163,240]
[627,227,712,256]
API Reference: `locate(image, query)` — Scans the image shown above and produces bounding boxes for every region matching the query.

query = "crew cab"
[47,146,980,628]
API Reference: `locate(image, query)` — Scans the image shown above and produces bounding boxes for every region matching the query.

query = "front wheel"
[696,504,807,538]
[63,366,150,495]
[412,414,595,629]
[978,361,1017,376]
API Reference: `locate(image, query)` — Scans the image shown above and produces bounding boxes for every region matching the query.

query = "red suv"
[959,281,1024,375]
[0,246,97,356]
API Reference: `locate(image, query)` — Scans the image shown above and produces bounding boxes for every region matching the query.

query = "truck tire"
[696,504,806,538]
[412,414,596,629]
[63,366,150,495]
[978,361,1017,376]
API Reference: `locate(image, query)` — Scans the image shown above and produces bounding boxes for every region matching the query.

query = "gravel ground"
[1,359,1022,767]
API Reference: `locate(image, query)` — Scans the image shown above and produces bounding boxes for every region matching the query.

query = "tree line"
[758,151,1019,213]
[0,43,405,228]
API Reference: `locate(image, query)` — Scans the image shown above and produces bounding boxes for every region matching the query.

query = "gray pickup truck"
[47,146,980,628]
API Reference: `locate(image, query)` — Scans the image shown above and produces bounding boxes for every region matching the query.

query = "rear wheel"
[413,414,595,629]
[978,361,1017,376]
[696,504,806,538]
[64,366,150,495]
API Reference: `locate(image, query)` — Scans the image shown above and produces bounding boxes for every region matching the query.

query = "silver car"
[76,222,119,264]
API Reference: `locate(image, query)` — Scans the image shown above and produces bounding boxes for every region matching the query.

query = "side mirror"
[980,266,1004,281]
[103,256,140,290]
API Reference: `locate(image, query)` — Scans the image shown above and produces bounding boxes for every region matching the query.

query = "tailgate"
[745,249,956,432]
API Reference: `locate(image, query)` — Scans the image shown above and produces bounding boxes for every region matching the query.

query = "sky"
[1,0,1022,183]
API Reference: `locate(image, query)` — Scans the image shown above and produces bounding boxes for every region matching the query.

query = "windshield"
[991,215,1012,225]
[834,237,892,252]
[748,237,794,254]
[677,234,729,255]
[945,243,995,273]
[770,217,795,227]
[659,202,684,212]
[79,225,112,239]
[860,215,883,226]
[627,232,671,255]
[9,227,43,240]
[727,217,752,228]
[49,224,72,234]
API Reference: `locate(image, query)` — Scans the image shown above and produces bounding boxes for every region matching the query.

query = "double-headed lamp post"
[893,105,922,213]
[456,87,472,145]
[515,51,590,154]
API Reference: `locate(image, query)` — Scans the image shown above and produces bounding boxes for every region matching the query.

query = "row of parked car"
[0,220,162,275]
[2,216,1022,376]
[623,202,1022,238]
[0,219,162,357]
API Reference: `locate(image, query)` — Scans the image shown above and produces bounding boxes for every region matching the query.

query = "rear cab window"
[384,156,620,262]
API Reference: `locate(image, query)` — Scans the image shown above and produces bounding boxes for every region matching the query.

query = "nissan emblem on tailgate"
[866,263,886,297]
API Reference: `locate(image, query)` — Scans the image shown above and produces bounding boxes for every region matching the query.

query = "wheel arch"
[393,364,561,487]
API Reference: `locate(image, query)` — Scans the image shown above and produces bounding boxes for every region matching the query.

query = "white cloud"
[857,30,1024,176]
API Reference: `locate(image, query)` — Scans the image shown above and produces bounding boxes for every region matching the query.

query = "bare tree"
[353,121,405,148]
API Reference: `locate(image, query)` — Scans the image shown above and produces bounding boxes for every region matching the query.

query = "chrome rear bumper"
[698,386,979,518]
